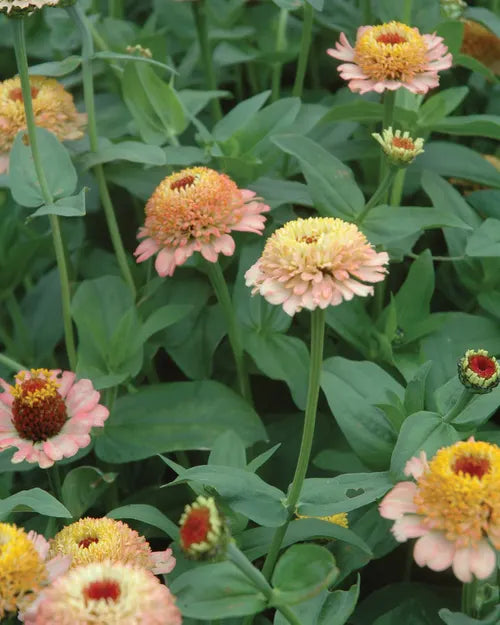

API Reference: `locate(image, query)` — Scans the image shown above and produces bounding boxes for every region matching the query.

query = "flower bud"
[458,349,499,394]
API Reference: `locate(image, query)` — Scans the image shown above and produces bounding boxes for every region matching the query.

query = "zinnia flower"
[0,524,70,618]
[49,517,176,574]
[0,368,109,468]
[372,127,424,166]
[327,21,453,94]
[458,349,499,394]
[0,0,58,14]
[245,217,389,316]
[179,495,227,560]
[25,561,182,625]
[0,75,86,173]
[134,166,270,278]
[296,512,349,528]
[461,20,500,75]
[380,439,500,582]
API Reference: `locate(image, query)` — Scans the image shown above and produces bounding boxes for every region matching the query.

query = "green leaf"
[321,101,416,126]
[0,488,71,519]
[436,20,464,57]
[439,607,500,625]
[213,91,270,142]
[169,465,287,527]
[95,381,267,463]
[28,55,82,76]
[271,545,338,606]
[94,51,176,74]
[208,430,247,469]
[429,116,500,140]
[390,411,460,477]
[30,188,86,218]
[107,504,179,540]
[436,377,500,429]
[247,443,282,473]
[466,219,500,257]
[272,134,364,219]
[417,87,469,127]
[81,140,167,168]
[404,362,433,416]
[170,561,267,619]
[9,127,77,207]
[465,7,500,38]
[455,53,498,82]
[394,249,435,331]
[139,305,192,343]
[62,466,115,518]
[321,358,400,469]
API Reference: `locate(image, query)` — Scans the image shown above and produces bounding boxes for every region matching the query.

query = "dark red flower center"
[78,537,99,549]
[468,355,497,379]
[170,175,195,191]
[299,235,319,244]
[9,86,39,102]
[453,455,491,479]
[376,33,408,45]
[392,136,415,150]
[11,378,67,442]
[180,507,210,549]
[84,579,121,602]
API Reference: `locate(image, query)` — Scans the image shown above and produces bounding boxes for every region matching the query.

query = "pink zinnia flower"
[327,21,452,94]
[245,217,389,316]
[0,368,109,469]
[134,166,270,278]
[25,561,182,625]
[380,440,500,582]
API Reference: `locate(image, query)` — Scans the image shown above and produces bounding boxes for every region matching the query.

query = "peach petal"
[379,482,418,520]
[414,532,456,572]
[391,514,428,542]
[66,379,100,415]
[453,542,497,583]
[155,248,177,277]
[404,451,429,479]
[151,548,176,575]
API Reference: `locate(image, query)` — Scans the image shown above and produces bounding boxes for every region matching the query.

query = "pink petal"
[134,237,160,263]
[155,248,177,277]
[379,482,418,520]
[151,548,176,575]
[326,32,355,62]
[404,452,429,479]
[42,439,64,462]
[66,379,100,415]
[27,531,50,559]
[213,234,235,256]
[392,514,428,542]
[46,555,72,583]
[453,541,497,583]
[414,532,456,572]
[57,371,76,399]
[200,243,218,262]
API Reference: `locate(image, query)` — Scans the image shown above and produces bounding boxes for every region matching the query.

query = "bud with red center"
[179,495,228,560]
[458,349,499,394]
[372,127,424,166]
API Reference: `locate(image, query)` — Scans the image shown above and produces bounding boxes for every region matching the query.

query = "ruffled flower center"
[10,370,67,442]
[453,455,490,479]
[180,508,210,549]
[84,579,121,602]
[78,537,99,549]
[170,175,195,191]
[9,86,39,102]
[355,21,428,82]
[468,354,497,379]
[392,136,415,150]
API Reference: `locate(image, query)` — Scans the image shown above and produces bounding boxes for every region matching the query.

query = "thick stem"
[48,464,63,501]
[271,8,289,102]
[206,261,252,404]
[0,353,26,372]
[108,0,123,19]
[357,167,397,224]
[261,309,325,579]
[390,168,406,206]
[461,580,478,618]
[443,388,472,423]
[192,0,222,122]
[11,19,77,371]
[292,2,314,98]
[67,3,136,299]
[227,543,304,625]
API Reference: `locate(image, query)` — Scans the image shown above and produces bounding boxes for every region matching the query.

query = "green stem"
[205,261,252,403]
[390,168,406,206]
[67,3,136,299]
[227,543,304,625]
[443,388,472,423]
[0,352,26,372]
[402,0,413,24]
[261,309,325,579]
[357,167,397,224]
[292,2,314,98]
[108,0,123,18]
[271,8,289,102]
[48,464,63,501]
[361,0,372,23]
[192,0,222,122]
[11,18,77,371]
[461,580,478,617]
[378,90,396,205]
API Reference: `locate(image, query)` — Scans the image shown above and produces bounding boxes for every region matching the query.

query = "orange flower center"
[11,372,67,442]
[9,86,39,102]
[300,235,319,244]
[170,175,195,191]
[78,537,99,549]
[468,354,497,379]
[180,507,210,549]
[392,136,415,150]
[84,579,121,602]
[376,33,407,45]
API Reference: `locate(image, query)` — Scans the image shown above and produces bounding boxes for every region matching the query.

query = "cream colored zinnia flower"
[245,217,389,316]
[0,75,86,173]
[0,0,58,15]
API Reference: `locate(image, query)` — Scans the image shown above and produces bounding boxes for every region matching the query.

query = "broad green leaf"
[81,140,167,168]
[430,116,500,140]
[466,219,500,257]
[320,101,416,126]
[436,377,500,429]
[247,443,282,473]
[139,305,192,343]
[456,53,498,82]
[95,381,267,463]
[394,250,434,331]
[417,87,469,127]
[213,91,270,142]
[436,20,464,57]
[30,188,86,218]
[439,607,500,625]
[107,504,179,539]
[404,362,433,416]
[208,430,247,468]
[271,545,338,606]
[62,466,115,518]
[28,56,82,76]
[250,177,312,209]
[0,488,71,519]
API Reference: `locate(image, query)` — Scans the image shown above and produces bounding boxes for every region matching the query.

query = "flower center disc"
[376,33,407,45]
[78,537,99,549]
[180,508,210,548]
[170,175,195,191]
[453,455,491,479]
[11,375,67,442]
[84,579,121,602]
[392,136,415,150]
[468,354,497,379]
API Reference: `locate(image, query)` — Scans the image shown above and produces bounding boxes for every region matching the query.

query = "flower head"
[372,127,424,166]
[461,20,500,75]
[26,561,182,625]
[245,217,389,316]
[458,349,499,394]
[134,166,270,277]
[179,495,227,560]
[0,368,109,468]
[0,75,86,173]
[49,517,175,574]
[0,0,58,15]
[327,21,453,94]
[380,439,500,582]
[296,512,349,528]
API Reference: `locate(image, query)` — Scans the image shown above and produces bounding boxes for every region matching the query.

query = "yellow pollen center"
[354,21,428,83]
[392,136,415,150]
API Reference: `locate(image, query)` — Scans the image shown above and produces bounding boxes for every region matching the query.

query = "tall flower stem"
[361,0,372,23]
[261,309,325,579]
[108,0,123,19]
[357,167,397,224]
[67,3,136,299]
[402,0,413,24]
[11,19,77,371]
[192,0,223,122]
[292,2,314,98]
[205,261,252,404]
[227,543,304,625]
[271,7,289,102]
[461,579,479,617]
[47,464,63,502]
[389,168,406,206]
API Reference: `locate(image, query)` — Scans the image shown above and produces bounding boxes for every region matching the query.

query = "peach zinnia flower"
[0,368,109,469]
[0,75,86,173]
[245,217,389,316]
[49,517,176,574]
[26,561,182,625]
[327,21,452,94]
[380,439,500,582]
[134,166,270,277]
